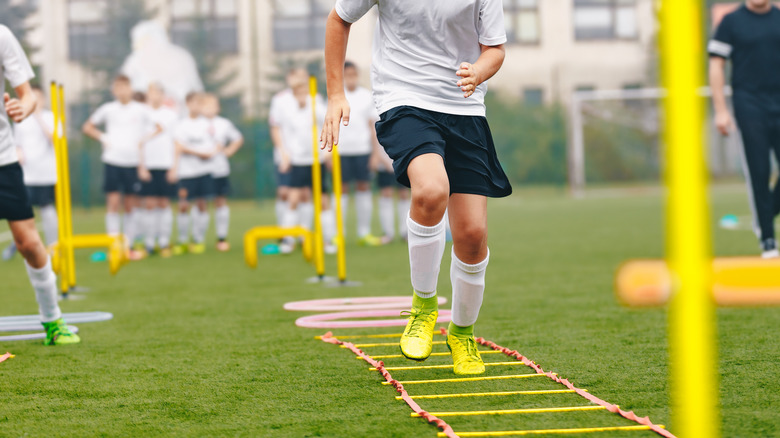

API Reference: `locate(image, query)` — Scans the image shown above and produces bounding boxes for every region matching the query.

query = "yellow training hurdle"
[243,225,313,268]
[50,82,127,294]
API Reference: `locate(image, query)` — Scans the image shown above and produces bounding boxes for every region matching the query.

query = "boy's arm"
[271,125,291,172]
[456,44,505,98]
[224,136,244,158]
[320,9,352,152]
[4,82,36,123]
[168,141,182,183]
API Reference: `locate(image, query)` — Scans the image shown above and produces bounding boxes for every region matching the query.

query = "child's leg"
[10,218,61,322]
[321,190,336,245]
[298,188,314,230]
[39,204,58,246]
[192,198,209,244]
[106,192,122,235]
[177,188,191,245]
[378,186,395,239]
[157,197,173,249]
[398,188,411,240]
[215,196,230,242]
[447,194,489,333]
[355,180,373,238]
[142,196,157,250]
[122,194,138,244]
[406,154,449,298]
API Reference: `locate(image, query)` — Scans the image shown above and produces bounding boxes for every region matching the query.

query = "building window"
[503,0,540,44]
[170,0,239,54]
[573,0,637,41]
[523,87,544,106]
[273,0,332,52]
[68,0,109,61]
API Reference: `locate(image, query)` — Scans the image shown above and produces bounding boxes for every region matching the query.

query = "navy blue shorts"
[0,162,34,221]
[104,164,141,195]
[27,185,56,207]
[375,106,512,198]
[276,165,291,187]
[340,154,371,183]
[179,174,213,200]
[376,171,402,189]
[140,170,176,198]
[290,165,328,191]
[212,176,231,197]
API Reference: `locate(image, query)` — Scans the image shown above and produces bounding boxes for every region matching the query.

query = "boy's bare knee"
[413,180,448,216]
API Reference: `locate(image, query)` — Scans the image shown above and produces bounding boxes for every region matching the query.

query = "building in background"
[23,0,656,117]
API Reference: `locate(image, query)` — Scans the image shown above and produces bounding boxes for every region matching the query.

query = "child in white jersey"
[138,82,179,257]
[321,0,512,375]
[200,93,244,252]
[82,74,161,258]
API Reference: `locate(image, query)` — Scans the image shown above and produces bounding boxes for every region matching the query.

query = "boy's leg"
[176,187,191,250]
[355,180,373,240]
[191,198,209,247]
[378,186,395,241]
[40,203,58,247]
[398,188,411,240]
[123,194,137,245]
[399,153,449,361]
[106,192,122,235]
[280,187,302,254]
[142,197,157,252]
[214,195,230,250]
[10,218,79,345]
[446,193,488,375]
[157,197,173,252]
[320,191,337,253]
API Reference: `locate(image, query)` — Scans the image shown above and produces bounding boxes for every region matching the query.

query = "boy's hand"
[166,168,178,184]
[138,166,152,182]
[321,95,350,152]
[4,93,29,123]
[279,153,292,174]
[456,62,482,98]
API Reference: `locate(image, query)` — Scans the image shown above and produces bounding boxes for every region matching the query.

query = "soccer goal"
[567,86,744,196]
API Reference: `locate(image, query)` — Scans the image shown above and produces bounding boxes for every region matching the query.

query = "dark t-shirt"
[709,5,780,98]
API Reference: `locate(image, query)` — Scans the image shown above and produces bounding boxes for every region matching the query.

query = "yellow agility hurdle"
[243,225,313,268]
[438,425,664,437]
[358,350,504,360]
[369,361,526,371]
[381,373,551,385]
[50,82,127,294]
[413,405,607,418]
[396,389,579,401]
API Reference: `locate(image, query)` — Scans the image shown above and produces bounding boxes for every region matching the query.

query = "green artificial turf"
[1,184,778,437]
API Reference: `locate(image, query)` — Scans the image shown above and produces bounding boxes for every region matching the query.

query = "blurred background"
[0,0,750,206]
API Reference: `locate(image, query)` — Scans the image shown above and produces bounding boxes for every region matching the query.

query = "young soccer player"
[171,92,217,254]
[138,82,179,257]
[82,74,160,258]
[709,0,780,258]
[321,0,512,374]
[277,79,337,255]
[270,68,309,228]
[374,141,411,243]
[336,61,381,245]
[0,24,79,345]
[201,93,244,252]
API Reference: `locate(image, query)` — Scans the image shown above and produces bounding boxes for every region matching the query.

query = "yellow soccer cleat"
[447,332,485,375]
[399,296,438,361]
[189,243,206,254]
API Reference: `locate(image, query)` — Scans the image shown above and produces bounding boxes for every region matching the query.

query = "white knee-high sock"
[340,194,349,236]
[215,205,230,240]
[450,249,489,327]
[158,207,173,248]
[106,212,121,236]
[177,211,190,244]
[321,208,336,243]
[275,199,287,226]
[40,205,58,246]
[123,211,136,243]
[407,215,446,298]
[378,197,395,239]
[398,199,411,239]
[192,208,209,244]
[299,202,314,231]
[25,257,62,323]
[143,208,156,249]
[355,191,373,238]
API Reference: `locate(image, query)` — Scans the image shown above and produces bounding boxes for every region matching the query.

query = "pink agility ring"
[295,309,452,329]
[284,296,448,312]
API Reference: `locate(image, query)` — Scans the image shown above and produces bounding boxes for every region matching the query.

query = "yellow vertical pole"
[330,143,347,282]
[661,1,719,437]
[310,76,325,279]
[58,85,76,290]
[50,82,69,293]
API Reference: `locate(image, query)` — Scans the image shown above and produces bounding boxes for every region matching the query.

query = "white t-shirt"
[335,0,506,117]
[277,94,326,166]
[338,86,378,156]
[269,89,293,165]
[15,110,56,186]
[174,116,216,179]
[89,100,155,167]
[204,116,243,178]
[0,25,35,167]
[143,105,179,170]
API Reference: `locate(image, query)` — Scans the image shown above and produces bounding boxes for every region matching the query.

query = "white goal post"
[567,86,739,196]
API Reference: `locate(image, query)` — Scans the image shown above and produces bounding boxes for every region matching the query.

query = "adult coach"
[0,24,79,345]
[709,0,780,258]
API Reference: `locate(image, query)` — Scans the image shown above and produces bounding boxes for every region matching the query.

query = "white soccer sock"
[215,205,230,240]
[321,208,337,243]
[191,208,209,244]
[25,256,62,323]
[378,196,395,239]
[177,211,190,244]
[450,249,489,327]
[40,205,58,246]
[398,199,411,239]
[299,202,314,230]
[123,211,136,243]
[275,199,287,226]
[340,194,349,236]
[158,207,173,248]
[407,215,446,298]
[355,191,373,238]
[106,212,121,236]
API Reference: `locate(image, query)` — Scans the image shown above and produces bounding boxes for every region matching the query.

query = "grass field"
[1,185,779,437]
